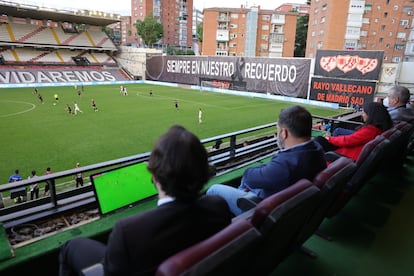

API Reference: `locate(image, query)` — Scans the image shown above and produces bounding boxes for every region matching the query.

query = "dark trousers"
[59,237,106,276]
[30,187,39,200]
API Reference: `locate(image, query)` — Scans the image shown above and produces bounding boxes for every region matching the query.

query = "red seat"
[155,219,261,276]
[248,179,321,274]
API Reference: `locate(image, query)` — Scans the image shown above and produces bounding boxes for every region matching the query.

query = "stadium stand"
[0,1,129,82]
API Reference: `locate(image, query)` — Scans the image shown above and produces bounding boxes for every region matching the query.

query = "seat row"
[82,121,414,275]
[155,121,414,275]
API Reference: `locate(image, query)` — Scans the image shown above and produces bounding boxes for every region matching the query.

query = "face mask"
[277,132,285,150]
[383,97,389,107]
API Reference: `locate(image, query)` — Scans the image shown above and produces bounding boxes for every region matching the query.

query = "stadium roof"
[0,2,121,26]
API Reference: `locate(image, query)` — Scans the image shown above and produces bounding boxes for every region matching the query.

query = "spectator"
[314,102,392,161]
[8,169,24,203]
[384,86,414,124]
[212,139,223,150]
[44,167,54,196]
[8,169,22,183]
[59,125,232,276]
[28,170,39,200]
[207,106,327,216]
[74,163,83,188]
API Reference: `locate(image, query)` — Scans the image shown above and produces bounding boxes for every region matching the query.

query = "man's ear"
[281,127,288,139]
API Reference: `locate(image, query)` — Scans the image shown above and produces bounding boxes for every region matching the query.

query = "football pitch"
[0,83,343,183]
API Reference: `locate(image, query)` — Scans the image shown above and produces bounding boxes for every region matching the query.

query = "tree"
[294,1,311,57]
[134,13,163,47]
[294,14,309,57]
[196,24,203,42]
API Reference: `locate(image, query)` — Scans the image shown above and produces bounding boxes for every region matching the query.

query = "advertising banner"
[314,50,384,80]
[0,68,129,84]
[379,63,399,84]
[146,55,311,98]
[310,77,376,107]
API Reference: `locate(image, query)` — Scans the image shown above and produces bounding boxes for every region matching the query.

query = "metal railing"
[0,122,278,229]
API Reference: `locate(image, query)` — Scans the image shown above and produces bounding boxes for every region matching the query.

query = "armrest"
[325,151,342,162]
[81,263,104,276]
[236,195,262,212]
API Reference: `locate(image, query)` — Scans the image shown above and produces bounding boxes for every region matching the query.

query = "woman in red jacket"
[314,102,392,161]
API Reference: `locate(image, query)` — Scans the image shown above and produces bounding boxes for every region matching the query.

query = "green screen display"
[91,162,158,215]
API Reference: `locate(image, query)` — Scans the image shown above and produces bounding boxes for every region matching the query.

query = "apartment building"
[202,6,298,57]
[193,8,203,39]
[306,0,414,62]
[276,3,310,15]
[130,0,193,47]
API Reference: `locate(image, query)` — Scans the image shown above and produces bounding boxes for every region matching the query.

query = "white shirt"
[157,196,175,206]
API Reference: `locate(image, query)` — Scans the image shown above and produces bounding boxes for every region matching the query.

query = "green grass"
[0,83,343,184]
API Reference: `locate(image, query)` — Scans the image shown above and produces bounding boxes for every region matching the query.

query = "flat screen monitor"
[90,162,157,216]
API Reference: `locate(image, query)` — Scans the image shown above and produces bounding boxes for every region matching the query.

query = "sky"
[18,0,307,16]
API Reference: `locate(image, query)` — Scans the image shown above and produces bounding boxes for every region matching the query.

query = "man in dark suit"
[207,105,327,216]
[59,125,232,276]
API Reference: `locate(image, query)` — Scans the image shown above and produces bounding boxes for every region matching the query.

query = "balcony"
[217,16,230,22]
[216,30,229,42]
[271,14,285,24]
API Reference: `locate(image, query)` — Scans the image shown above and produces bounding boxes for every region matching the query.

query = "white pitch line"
[0,100,36,118]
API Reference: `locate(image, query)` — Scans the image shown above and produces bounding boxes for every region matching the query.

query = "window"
[317,41,323,49]
[321,16,326,23]
[403,6,413,13]
[381,25,386,30]
[400,19,409,26]
[230,24,237,28]
[384,12,388,18]
[262,25,269,30]
[394,44,404,50]
[231,14,238,19]
[379,37,383,43]
[397,32,407,39]
[262,15,270,21]
[322,3,327,10]
[311,31,316,37]
[393,5,399,11]
[392,56,401,62]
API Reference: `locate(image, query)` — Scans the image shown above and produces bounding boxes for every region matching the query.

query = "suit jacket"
[103,195,232,275]
[241,140,326,199]
[388,106,414,124]
[329,124,382,161]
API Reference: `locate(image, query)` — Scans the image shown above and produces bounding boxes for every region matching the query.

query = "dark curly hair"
[147,125,209,201]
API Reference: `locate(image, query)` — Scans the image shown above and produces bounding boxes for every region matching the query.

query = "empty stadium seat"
[155,219,262,276]
[296,157,357,257]
[248,179,321,274]
[325,135,390,218]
